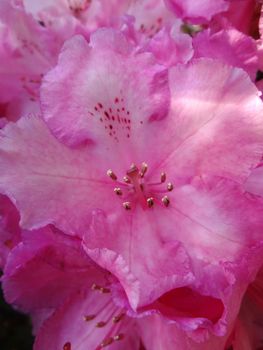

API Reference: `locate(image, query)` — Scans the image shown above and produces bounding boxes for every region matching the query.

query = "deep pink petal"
[193,28,259,79]
[164,0,229,23]
[138,314,229,350]
[245,165,263,196]
[2,227,103,312]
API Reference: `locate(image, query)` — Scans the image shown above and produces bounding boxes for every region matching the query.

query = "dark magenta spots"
[115,97,119,103]
[109,125,113,130]
[98,103,103,109]
[104,111,110,119]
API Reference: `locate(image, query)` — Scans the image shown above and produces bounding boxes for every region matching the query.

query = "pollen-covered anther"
[160,172,166,183]
[113,334,125,341]
[99,287,111,294]
[91,283,100,291]
[140,162,148,177]
[96,321,107,328]
[83,314,96,321]
[147,197,154,208]
[167,182,174,191]
[162,196,170,207]
[107,169,117,181]
[63,342,71,350]
[100,337,114,348]
[123,202,131,210]
[112,313,125,323]
[123,176,131,184]
[114,187,122,196]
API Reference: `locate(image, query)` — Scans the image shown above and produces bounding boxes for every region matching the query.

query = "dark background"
[0,287,33,350]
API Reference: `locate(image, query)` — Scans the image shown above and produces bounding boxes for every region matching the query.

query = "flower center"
[107,162,174,210]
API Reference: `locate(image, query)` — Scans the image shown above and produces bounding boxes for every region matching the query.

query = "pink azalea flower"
[0,225,233,349]
[1,28,263,339]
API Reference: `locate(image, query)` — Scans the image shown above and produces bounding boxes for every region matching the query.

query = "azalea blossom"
[1,27,263,346]
[0,224,234,350]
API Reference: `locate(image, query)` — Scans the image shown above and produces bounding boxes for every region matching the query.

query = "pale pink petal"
[164,0,229,23]
[40,31,169,153]
[160,58,263,182]
[193,28,259,79]
[2,227,103,312]
[34,288,140,350]
[0,116,116,234]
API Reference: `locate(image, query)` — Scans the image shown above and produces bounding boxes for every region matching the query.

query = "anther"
[112,313,125,323]
[100,337,114,347]
[123,202,131,210]
[160,172,166,183]
[99,287,111,294]
[123,176,131,184]
[140,162,148,177]
[83,314,96,321]
[91,283,100,291]
[167,182,174,191]
[147,197,154,208]
[114,187,122,196]
[162,196,170,207]
[96,321,107,328]
[63,342,71,350]
[113,334,125,341]
[107,170,117,181]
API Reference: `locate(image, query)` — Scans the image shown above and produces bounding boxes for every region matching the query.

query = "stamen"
[91,283,100,291]
[96,321,107,328]
[140,162,148,177]
[107,170,117,181]
[83,314,96,321]
[160,172,166,183]
[113,334,125,341]
[63,342,71,350]
[127,164,139,176]
[123,176,131,184]
[167,182,174,191]
[114,187,122,196]
[112,313,125,323]
[123,202,131,210]
[99,287,111,294]
[147,197,154,208]
[162,196,170,207]
[100,337,114,348]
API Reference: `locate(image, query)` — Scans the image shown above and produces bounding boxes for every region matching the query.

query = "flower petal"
[164,0,229,23]
[40,30,170,157]
[0,116,115,234]
[2,227,102,312]
[159,58,263,182]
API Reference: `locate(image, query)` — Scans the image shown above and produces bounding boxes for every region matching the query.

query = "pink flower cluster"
[1,0,263,349]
